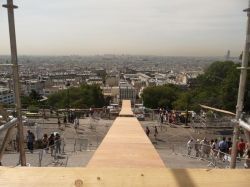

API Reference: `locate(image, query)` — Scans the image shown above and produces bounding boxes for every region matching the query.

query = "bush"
[28,105,39,113]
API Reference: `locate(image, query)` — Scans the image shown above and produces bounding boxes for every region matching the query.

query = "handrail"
[0,118,17,133]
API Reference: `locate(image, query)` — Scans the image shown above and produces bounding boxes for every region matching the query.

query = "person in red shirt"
[238,138,246,157]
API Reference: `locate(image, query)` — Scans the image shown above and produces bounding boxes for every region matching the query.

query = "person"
[187,139,194,156]
[55,133,61,155]
[145,126,150,137]
[74,117,80,130]
[200,137,210,158]
[212,139,219,157]
[238,138,246,158]
[218,137,228,160]
[160,113,164,124]
[191,112,195,121]
[154,126,158,140]
[63,115,67,124]
[42,134,49,153]
[48,134,55,156]
[76,117,80,128]
[90,107,94,116]
[244,149,250,169]
[74,118,77,130]
[194,139,201,157]
[26,130,35,153]
[226,137,232,154]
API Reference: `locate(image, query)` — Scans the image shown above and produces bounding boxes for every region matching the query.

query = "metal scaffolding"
[230,0,250,169]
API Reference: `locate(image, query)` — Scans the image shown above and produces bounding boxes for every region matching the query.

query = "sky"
[0,0,248,56]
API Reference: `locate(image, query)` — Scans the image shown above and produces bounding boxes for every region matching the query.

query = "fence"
[166,142,247,168]
[1,137,92,167]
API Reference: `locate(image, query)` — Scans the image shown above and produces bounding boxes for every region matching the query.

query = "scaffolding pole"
[2,0,26,166]
[230,1,250,169]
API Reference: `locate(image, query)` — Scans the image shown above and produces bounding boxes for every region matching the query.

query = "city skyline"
[0,0,247,56]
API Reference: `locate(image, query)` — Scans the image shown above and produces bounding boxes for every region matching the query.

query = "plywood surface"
[87,117,165,168]
[0,167,249,187]
[119,100,134,117]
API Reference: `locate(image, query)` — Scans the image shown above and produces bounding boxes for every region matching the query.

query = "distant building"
[43,86,64,96]
[86,76,103,85]
[176,73,188,85]
[24,80,45,95]
[0,87,14,105]
[106,75,119,87]
[119,81,136,104]
[102,86,119,103]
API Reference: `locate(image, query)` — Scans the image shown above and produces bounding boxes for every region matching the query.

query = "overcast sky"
[0,0,248,56]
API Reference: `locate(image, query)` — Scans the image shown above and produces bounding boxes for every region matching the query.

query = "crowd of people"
[157,108,197,125]
[25,130,63,158]
[145,126,158,140]
[187,137,250,168]
[41,133,62,157]
[24,111,83,157]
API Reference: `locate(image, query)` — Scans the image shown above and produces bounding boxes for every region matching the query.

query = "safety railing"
[1,137,92,167]
[169,142,247,168]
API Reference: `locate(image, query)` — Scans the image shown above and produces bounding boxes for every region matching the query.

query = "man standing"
[154,126,158,140]
[26,130,35,153]
[145,126,150,137]
[238,138,246,158]
[187,139,194,156]
[195,139,201,157]
[226,137,232,154]
[218,137,228,160]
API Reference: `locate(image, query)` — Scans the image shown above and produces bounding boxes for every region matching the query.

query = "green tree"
[142,84,181,109]
[48,84,105,109]
[142,61,250,112]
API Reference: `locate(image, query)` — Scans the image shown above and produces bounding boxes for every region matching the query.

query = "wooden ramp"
[88,100,164,168]
[0,100,249,187]
[87,117,165,168]
[119,100,134,117]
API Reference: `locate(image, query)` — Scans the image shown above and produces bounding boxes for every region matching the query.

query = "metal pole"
[3,0,26,166]
[230,1,250,169]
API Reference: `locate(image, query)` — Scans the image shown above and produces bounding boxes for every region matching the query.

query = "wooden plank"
[119,100,134,117]
[0,167,249,187]
[200,104,236,116]
[87,117,165,168]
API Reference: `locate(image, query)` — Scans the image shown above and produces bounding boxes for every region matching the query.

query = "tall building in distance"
[0,87,15,105]
[119,81,136,104]
[225,50,231,61]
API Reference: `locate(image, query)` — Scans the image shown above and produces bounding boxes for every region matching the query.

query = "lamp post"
[230,1,250,169]
[2,0,26,166]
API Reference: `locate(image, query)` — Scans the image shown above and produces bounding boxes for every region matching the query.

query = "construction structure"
[230,1,250,168]
[0,1,250,186]
[0,100,250,186]
[2,0,26,166]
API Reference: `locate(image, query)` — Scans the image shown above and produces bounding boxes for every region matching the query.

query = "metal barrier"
[168,142,247,168]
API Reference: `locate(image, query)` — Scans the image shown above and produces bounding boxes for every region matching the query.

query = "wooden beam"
[0,168,249,187]
[200,104,236,116]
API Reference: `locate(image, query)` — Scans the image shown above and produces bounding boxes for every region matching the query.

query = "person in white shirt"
[187,139,194,156]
